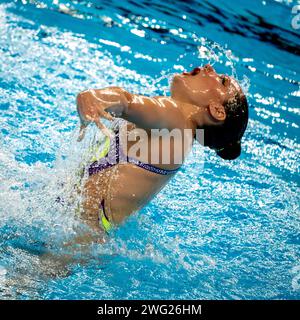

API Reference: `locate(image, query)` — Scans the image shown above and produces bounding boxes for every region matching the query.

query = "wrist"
[106,88,130,117]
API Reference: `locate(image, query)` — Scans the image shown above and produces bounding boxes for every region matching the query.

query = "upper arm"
[77,86,187,131]
[123,94,186,130]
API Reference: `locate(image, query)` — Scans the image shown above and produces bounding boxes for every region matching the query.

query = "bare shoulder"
[153,96,198,130]
[152,95,182,109]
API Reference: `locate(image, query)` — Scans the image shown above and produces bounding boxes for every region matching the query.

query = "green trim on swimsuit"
[89,135,113,233]
[99,208,113,233]
[89,135,111,162]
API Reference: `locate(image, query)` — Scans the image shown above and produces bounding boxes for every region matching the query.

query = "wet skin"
[76,64,242,236]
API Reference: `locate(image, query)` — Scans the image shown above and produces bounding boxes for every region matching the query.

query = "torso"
[82,121,194,227]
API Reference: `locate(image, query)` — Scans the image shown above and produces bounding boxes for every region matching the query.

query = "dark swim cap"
[215,141,241,160]
[204,93,249,160]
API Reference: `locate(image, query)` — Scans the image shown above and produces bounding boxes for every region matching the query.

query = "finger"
[85,115,94,122]
[94,118,113,139]
[78,114,91,128]
[77,124,87,142]
[101,111,114,121]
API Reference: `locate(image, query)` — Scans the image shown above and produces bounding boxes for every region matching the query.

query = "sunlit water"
[0,0,299,299]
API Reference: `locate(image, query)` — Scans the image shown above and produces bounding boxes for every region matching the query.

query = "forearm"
[76,87,129,118]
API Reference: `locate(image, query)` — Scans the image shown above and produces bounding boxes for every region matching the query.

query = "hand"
[76,89,115,141]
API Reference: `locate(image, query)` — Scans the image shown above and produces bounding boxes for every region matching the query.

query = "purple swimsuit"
[88,130,180,176]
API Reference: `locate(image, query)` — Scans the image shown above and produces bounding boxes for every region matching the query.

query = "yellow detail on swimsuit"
[74,135,111,183]
[90,135,113,234]
[74,134,113,234]
[99,205,113,233]
[89,135,111,162]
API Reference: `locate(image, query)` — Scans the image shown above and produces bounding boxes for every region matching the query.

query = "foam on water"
[0,0,299,299]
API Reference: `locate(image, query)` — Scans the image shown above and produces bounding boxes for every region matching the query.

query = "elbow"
[76,92,81,105]
[76,90,90,106]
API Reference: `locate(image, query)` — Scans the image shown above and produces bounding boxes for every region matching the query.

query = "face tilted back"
[171,64,249,160]
[171,64,240,108]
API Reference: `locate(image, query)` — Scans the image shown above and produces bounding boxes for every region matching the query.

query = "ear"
[208,101,226,122]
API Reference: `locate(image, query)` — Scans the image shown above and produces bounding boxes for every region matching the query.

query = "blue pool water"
[0,0,299,299]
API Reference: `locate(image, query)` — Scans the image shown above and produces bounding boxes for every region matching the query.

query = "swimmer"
[74,64,249,242]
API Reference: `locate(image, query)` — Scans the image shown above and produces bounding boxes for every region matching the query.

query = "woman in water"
[75,64,248,242]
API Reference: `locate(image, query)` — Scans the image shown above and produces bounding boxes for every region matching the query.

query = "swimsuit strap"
[116,129,180,175]
[127,157,180,175]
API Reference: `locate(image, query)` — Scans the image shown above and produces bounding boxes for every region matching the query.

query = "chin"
[172,73,183,80]
[170,76,179,93]
[171,74,183,86]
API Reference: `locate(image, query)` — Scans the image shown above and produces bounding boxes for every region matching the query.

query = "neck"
[173,99,209,129]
